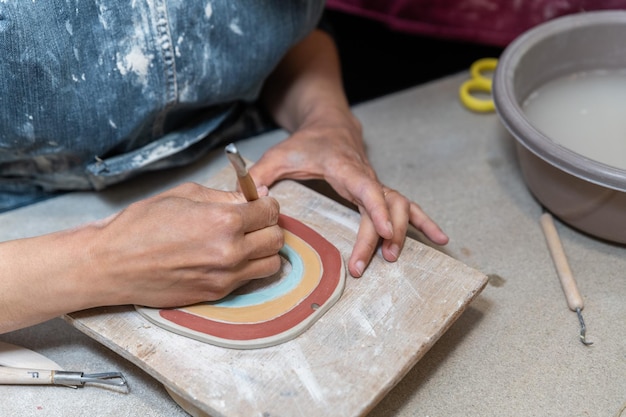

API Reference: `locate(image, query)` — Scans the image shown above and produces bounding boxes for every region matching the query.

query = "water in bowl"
[523,69,626,170]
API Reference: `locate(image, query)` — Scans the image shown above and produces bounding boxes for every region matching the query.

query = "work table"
[1,72,625,416]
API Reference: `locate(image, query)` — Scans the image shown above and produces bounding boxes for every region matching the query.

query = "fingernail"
[354,260,365,277]
[256,185,269,196]
[388,244,400,260]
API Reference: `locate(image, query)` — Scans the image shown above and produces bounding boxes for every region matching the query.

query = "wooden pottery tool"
[0,341,127,389]
[540,212,593,346]
[225,142,258,201]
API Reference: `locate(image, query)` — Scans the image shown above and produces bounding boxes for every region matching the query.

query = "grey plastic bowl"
[493,10,626,243]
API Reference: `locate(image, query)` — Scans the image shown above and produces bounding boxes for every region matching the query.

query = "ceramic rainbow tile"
[136,214,345,349]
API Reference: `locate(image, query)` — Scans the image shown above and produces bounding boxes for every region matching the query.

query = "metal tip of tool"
[225,142,238,155]
[576,308,593,346]
[224,143,248,177]
[54,371,129,391]
[81,372,128,387]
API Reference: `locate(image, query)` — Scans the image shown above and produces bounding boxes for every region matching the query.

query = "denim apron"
[0,0,324,211]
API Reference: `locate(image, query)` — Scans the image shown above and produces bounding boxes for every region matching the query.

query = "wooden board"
[65,165,488,417]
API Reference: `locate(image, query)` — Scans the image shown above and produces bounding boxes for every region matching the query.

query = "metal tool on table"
[225,142,259,202]
[0,340,128,390]
[0,367,127,388]
[539,212,593,346]
[459,58,499,113]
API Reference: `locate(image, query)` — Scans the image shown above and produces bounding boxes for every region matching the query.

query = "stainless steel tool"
[540,212,593,346]
[0,367,128,389]
[225,143,258,202]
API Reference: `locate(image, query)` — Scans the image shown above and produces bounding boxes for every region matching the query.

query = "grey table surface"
[1,73,625,417]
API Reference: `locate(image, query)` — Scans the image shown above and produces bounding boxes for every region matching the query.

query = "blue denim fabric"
[0,0,324,212]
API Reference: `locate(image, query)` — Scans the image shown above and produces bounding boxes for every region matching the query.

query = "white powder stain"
[373,293,395,317]
[403,277,424,301]
[96,2,109,29]
[20,121,35,141]
[116,45,153,84]
[115,53,128,75]
[231,368,258,407]
[108,119,117,129]
[281,345,326,405]
[65,20,73,36]
[353,310,377,337]
[204,2,213,19]
[229,19,243,35]
[175,35,184,58]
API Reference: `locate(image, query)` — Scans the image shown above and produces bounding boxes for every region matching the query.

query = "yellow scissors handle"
[459,58,499,113]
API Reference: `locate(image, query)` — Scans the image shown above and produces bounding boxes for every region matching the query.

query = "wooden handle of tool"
[539,212,584,311]
[0,367,53,385]
[238,173,259,202]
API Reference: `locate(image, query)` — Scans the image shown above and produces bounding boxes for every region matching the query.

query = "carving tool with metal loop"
[539,212,593,346]
[0,367,128,389]
[0,340,129,390]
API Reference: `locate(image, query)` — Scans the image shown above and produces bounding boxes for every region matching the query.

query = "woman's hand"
[88,183,283,307]
[249,110,448,278]
[255,29,448,278]
[0,183,283,333]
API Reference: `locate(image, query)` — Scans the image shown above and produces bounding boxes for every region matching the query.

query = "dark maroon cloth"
[326,0,626,46]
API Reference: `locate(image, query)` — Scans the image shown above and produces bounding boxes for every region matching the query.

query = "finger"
[230,254,284,283]
[344,178,394,241]
[348,208,380,278]
[409,203,449,245]
[242,224,284,260]
[380,190,410,262]
[237,196,281,233]
[201,254,284,302]
[256,185,270,197]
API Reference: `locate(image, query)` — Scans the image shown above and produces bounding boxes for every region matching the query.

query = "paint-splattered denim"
[0,0,324,212]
